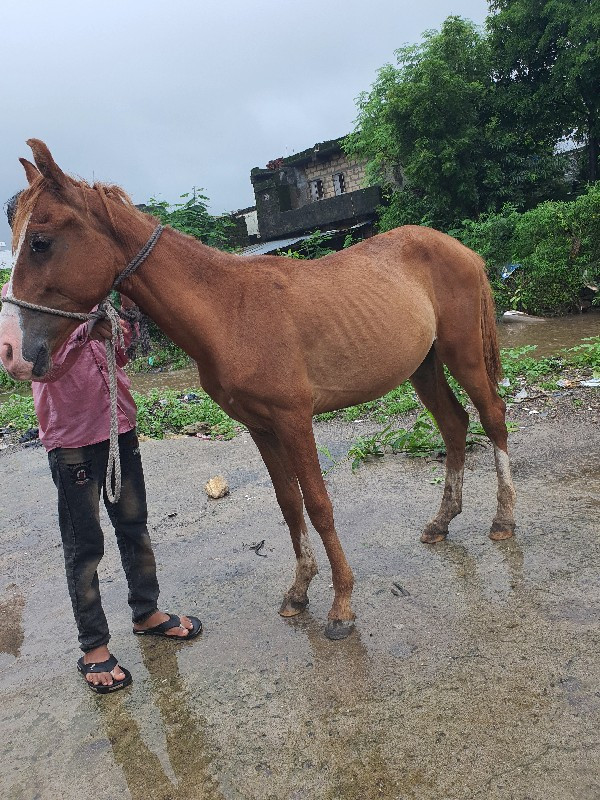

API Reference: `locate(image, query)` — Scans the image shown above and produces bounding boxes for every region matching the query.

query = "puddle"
[497,310,600,356]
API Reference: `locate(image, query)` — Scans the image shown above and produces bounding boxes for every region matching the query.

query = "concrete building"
[244,137,381,255]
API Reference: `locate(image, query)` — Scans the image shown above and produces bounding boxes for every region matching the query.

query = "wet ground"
[1,410,599,799]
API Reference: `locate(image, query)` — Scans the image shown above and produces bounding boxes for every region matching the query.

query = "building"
[243,137,381,255]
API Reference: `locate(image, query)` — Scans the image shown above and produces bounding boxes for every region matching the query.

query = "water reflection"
[97,638,224,800]
[286,614,399,800]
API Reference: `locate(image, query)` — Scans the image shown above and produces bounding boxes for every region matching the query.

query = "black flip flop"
[133,613,202,640]
[77,654,132,694]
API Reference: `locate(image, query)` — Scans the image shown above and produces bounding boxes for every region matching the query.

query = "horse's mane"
[11,173,150,252]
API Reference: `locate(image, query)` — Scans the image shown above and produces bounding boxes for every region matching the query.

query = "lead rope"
[3,224,163,503]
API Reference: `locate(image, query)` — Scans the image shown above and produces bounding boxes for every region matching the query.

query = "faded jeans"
[48,429,160,653]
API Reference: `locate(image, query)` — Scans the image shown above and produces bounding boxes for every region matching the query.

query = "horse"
[0,140,516,640]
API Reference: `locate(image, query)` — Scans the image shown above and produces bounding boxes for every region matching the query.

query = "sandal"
[77,654,132,694]
[133,613,202,640]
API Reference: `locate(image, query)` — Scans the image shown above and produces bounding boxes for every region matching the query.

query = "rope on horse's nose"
[1,223,164,504]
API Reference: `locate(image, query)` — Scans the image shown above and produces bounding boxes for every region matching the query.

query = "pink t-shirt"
[32,322,137,451]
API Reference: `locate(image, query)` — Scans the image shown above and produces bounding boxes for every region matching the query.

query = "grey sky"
[1,0,488,246]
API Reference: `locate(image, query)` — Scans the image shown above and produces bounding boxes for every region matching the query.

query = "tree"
[488,0,600,181]
[142,188,233,251]
[346,16,564,231]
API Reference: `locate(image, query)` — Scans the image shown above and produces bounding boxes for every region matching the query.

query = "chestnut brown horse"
[0,140,516,639]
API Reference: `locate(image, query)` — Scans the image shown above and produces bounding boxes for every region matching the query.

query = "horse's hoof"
[489,520,515,541]
[420,525,448,544]
[279,596,309,617]
[325,619,355,640]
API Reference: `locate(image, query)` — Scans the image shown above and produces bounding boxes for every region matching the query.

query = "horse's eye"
[30,235,52,254]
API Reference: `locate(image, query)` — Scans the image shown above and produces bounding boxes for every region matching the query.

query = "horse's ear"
[26,139,68,190]
[19,158,40,185]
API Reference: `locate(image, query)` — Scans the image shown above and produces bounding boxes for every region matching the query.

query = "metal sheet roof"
[241,223,370,257]
[241,234,313,256]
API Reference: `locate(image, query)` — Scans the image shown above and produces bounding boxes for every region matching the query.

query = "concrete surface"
[0,416,599,799]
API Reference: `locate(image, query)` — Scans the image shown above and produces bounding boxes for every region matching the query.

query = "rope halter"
[2,223,164,503]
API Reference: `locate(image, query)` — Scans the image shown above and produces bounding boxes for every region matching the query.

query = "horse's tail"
[479,262,502,384]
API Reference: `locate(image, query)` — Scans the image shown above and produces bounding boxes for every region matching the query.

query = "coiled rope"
[3,224,164,503]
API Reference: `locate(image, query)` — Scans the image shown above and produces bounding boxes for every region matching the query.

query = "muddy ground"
[0,408,599,800]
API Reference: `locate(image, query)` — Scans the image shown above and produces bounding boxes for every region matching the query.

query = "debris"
[502,309,546,323]
[18,428,39,444]
[391,581,410,597]
[243,539,268,557]
[580,378,600,388]
[501,263,522,280]
[204,475,229,499]
[557,379,577,388]
[514,389,529,402]
[500,378,511,387]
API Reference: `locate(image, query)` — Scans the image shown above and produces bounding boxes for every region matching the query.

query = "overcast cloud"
[1,0,488,246]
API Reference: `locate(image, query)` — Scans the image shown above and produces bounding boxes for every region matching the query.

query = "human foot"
[133,611,202,639]
[77,647,131,693]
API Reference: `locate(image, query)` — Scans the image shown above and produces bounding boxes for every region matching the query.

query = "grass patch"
[0,394,38,431]
[133,389,238,440]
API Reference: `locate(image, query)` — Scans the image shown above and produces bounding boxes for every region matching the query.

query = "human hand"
[89,318,128,341]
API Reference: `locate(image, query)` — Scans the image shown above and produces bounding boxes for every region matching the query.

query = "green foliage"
[132,389,237,440]
[128,343,192,373]
[278,230,336,260]
[0,267,11,287]
[346,411,489,471]
[564,336,600,373]
[345,15,562,232]
[0,369,20,392]
[0,394,37,431]
[143,189,234,251]
[455,185,600,314]
[488,0,600,181]
[500,346,565,385]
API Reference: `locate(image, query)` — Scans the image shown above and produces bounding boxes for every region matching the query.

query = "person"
[1,284,202,694]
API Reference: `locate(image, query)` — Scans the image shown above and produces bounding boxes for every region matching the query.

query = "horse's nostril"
[6,344,13,360]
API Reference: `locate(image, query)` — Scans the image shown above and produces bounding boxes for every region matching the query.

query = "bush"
[454,185,600,315]
[133,389,237,440]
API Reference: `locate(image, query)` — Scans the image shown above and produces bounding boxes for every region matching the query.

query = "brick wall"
[304,154,366,200]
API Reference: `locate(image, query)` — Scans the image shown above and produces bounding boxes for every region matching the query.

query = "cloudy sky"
[1,0,488,246]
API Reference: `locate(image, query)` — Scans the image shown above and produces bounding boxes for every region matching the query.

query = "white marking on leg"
[494,445,516,520]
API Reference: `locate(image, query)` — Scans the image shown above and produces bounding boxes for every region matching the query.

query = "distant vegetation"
[346,5,600,315]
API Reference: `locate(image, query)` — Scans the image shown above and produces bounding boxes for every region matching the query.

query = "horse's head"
[0,140,135,380]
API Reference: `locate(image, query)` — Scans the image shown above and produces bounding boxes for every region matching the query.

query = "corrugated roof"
[241,234,313,256]
[241,222,371,257]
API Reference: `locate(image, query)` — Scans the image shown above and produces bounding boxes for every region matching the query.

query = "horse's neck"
[122,225,236,364]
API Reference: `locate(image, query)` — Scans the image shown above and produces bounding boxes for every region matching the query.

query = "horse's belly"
[308,316,435,414]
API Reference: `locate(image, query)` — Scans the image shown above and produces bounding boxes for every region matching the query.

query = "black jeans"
[48,429,160,653]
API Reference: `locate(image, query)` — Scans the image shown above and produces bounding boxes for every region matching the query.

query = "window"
[309,179,324,201]
[332,173,346,196]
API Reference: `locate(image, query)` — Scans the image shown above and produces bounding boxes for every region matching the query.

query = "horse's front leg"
[273,415,355,640]
[250,429,318,616]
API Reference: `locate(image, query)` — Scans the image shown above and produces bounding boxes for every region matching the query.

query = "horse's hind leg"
[410,347,470,543]
[438,345,516,541]
[250,429,318,615]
